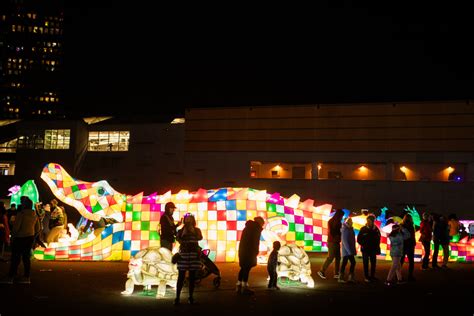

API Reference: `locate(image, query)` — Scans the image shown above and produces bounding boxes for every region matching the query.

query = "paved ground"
[0,253,472,315]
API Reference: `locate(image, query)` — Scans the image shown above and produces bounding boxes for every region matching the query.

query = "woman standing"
[400,214,416,282]
[339,217,356,283]
[174,213,203,305]
[419,212,433,270]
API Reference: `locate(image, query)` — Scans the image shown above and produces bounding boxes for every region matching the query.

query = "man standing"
[318,209,344,280]
[357,215,381,282]
[236,216,265,295]
[159,202,181,251]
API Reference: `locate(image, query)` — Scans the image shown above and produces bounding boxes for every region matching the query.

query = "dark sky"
[63,3,474,117]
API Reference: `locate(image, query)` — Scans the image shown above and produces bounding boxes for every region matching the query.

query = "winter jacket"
[11,208,40,238]
[357,225,381,254]
[238,220,263,267]
[433,220,450,244]
[341,223,356,256]
[419,219,433,243]
[389,232,404,257]
[448,219,460,237]
[159,213,179,243]
[401,222,416,248]
[267,249,279,274]
[327,216,342,243]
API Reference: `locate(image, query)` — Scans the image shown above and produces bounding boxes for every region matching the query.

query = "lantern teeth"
[299,199,315,211]
[284,194,300,209]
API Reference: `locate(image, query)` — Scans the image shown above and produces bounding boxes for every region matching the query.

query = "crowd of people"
[0,198,469,302]
[0,197,68,284]
[317,209,465,287]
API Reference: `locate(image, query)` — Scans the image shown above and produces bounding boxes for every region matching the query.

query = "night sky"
[63,3,474,117]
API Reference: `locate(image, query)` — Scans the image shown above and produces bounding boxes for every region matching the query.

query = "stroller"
[194,249,221,288]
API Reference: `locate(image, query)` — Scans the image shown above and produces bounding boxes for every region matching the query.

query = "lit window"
[44,129,70,150]
[17,133,44,149]
[88,131,130,152]
[0,162,15,175]
[0,139,17,153]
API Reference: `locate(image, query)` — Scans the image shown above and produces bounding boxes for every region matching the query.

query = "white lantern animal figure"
[121,247,178,298]
[277,244,314,288]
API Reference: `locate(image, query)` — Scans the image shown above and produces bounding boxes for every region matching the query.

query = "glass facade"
[88,131,130,152]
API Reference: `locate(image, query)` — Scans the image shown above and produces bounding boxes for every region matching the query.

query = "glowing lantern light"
[33,162,474,264]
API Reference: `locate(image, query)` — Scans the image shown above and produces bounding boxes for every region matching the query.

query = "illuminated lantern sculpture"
[34,163,474,263]
[8,180,39,206]
[121,247,178,298]
[277,244,314,288]
[35,163,333,262]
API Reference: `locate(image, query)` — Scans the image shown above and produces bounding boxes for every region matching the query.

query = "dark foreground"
[0,253,472,315]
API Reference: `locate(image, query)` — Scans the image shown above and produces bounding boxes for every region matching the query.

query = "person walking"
[318,209,345,280]
[236,216,265,295]
[339,216,356,283]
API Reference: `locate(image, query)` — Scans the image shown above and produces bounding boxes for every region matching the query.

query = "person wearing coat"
[318,209,345,280]
[236,216,264,295]
[357,215,381,282]
[419,212,433,270]
[432,214,450,268]
[339,217,356,283]
[385,224,409,286]
[3,196,40,284]
[159,202,182,251]
[174,213,202,305]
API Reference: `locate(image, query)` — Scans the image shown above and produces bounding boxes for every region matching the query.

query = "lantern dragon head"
[41,163,125,222]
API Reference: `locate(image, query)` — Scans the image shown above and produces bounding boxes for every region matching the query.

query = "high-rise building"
[0,0,64,119]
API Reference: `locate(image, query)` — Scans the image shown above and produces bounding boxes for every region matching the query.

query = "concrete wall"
[183,101,474,219]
